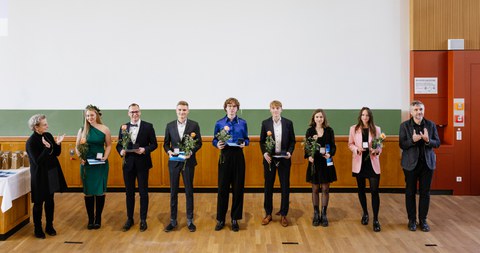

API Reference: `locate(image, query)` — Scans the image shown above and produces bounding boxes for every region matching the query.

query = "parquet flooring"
[1,192,479,252]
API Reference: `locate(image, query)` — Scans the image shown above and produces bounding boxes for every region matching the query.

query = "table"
[0,167,31,240]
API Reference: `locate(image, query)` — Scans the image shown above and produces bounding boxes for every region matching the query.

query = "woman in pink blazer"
[348,107,382,232]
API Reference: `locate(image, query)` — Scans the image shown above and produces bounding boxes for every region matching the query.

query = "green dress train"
[81,126,109,195]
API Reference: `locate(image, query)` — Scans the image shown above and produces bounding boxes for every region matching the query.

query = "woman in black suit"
[26,114,67,239]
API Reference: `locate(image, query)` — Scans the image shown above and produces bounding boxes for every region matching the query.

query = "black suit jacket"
[259,117,295,156]
[399,118,440,171]
[116,120,158,171]
[163,119,202,166]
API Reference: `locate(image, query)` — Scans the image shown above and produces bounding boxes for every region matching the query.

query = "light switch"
[456,129,462,140]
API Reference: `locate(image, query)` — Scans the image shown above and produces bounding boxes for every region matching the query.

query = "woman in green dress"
[75,104,112,229]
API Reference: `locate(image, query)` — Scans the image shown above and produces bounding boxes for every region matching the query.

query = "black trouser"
[123,167,149,221]
[263,158,291,216]
[33,194,54,228]
[168,161,195,223]
[404,161,433,221]
[216,147,245,221]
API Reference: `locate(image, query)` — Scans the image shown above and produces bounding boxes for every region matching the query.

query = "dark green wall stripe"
[2,109,401,136]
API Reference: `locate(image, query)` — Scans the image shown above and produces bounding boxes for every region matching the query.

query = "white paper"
[87,159,106,165]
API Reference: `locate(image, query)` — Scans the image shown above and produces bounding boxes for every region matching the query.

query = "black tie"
[131,124,138,127]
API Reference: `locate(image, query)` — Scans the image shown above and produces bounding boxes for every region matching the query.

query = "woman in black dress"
[348,107,382,232]
[305,109,337,227]
[26,114,67,239]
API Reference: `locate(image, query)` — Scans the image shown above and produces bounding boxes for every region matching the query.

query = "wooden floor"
[1,192,479,253]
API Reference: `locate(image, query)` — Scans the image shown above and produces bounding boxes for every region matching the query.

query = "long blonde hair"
[82,104,103,138]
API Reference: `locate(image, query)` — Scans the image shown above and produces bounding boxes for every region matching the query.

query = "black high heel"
[361,213,369,225]
[373,220,381,232]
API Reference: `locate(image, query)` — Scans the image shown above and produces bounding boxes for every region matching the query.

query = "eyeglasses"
[129,110,140,114]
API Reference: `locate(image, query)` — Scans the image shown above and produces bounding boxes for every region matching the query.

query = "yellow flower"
[380,133,386,139]
[267,131,272,136]
[313,135,318,140]
[121,124,127,131]
[80,138,87,144]
[224,125,230,131]
[191,132,196,138]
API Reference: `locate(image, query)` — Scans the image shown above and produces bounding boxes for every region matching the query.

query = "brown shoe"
[281,216,288,227]
[261,215,272,225]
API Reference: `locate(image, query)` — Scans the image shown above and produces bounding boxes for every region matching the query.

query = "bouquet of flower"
[215,125,232,164]
[77,137,89,162]
[179,132,199,170]
[365,133,386,161]
[264,130,275,171]
[371,132,386,149]
[120,124,132,164]
[302,135,321,176]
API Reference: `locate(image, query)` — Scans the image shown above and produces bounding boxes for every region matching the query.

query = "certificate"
[169,155,186,161]
[87,159,106,165]
[125,149,140,153]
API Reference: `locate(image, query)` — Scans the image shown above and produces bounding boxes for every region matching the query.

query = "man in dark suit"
[259,100,295,227]
[399,100,440,232]
[163,101,202,232]
[116,103,158,232]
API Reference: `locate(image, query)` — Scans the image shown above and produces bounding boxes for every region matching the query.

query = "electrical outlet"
[456,176,462,182]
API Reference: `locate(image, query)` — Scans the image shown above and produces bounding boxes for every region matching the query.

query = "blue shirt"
[212,115,250,147]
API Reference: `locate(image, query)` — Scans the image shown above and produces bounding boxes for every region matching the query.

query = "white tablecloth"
[0,168,31,213]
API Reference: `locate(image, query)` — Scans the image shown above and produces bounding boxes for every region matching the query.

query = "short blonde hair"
[270,100,282,108]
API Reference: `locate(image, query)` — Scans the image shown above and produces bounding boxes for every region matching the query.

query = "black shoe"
[139,220,148,232]
[215,220,225,231]
[93,216,101,229]
[231,220,239,232]
[419,219,430,232]
[34,227,46,239]
[361,214,369,225]
[164,223,176,232]
[321,216,329,227]
[408,219,417,231]
[373,220,381,232]
[122,219,134,232]
[321,207,329,227]
[187,223,197,232]
[312,211,320,226]
[45,226,57,236]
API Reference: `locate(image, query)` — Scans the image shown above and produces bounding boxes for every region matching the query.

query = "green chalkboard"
[1,109,401,136]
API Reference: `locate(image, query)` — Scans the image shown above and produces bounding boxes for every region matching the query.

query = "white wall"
[0,0,409,110]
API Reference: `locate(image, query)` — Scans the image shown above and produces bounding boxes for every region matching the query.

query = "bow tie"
[130,124,138,127]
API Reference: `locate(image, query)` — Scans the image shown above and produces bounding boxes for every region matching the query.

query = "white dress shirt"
[273,117,282,154]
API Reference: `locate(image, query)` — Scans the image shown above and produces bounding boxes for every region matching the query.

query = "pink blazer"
[348,125,382,174]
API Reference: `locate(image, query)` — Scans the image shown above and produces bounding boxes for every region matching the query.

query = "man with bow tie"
[163,101,202,232]
[116,103,158,232]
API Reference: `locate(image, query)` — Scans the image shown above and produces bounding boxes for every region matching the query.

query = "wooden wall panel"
[410,51,449,139]
[0,194,30,235]
[411,0,480,50]
[1,136,405,189]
